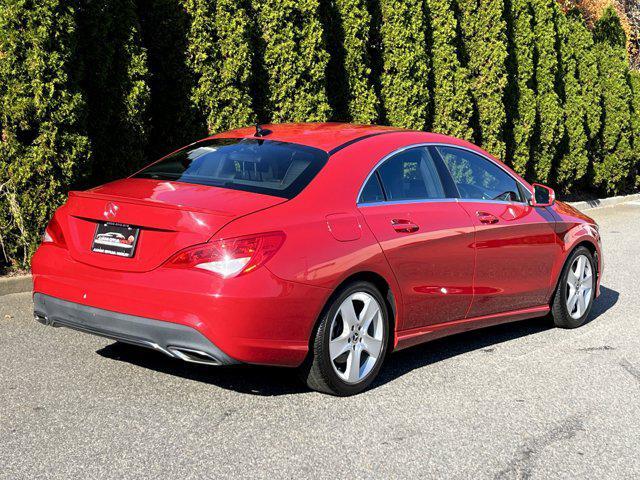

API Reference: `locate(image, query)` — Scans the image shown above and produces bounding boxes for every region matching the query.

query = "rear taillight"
[164,231,285,278]
[42,216,67,248]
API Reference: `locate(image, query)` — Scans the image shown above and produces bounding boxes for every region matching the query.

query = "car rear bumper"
[34,293,238,365]
[32,245,330,367]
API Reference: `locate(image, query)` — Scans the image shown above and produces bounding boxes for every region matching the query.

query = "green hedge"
[184,0,255,132]
[0,0,91,267]
[1,0,639,270]
[428,0,474,141]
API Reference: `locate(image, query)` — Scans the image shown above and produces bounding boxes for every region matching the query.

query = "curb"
[0,274,32,297]
[566,192,640,211]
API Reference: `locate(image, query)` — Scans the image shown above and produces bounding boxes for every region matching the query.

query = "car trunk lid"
[63,178,286,272]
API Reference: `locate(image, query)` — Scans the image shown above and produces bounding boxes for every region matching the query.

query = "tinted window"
[360,175,385,203]
[437,146,522,202]
[134,138,328,199]
[376,148,446,201]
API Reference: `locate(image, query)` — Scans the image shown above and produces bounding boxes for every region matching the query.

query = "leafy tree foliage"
[184,0,255,133]
[256,0,331,122]
[507,0,536,176]
[379,0,431,130]
[77,0,150,183]
[1,0,640,271]
[137,0,206,160]
[531,0,564,184]
[320,0,379,123]
[0,0,91,268]
[593,7,635,193]
[630,71,640,188]
[457,0,509,159]
[427,0,474,141]
[555,9,598,191]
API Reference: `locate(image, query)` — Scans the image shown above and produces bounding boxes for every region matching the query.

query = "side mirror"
[531,183,555,207]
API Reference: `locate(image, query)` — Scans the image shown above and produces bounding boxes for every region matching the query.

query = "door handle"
[391,218,420,233]
[476,211,499,224]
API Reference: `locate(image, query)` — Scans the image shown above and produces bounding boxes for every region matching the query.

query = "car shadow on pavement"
[374,285,619,389]
[97,343,309,396]
[97,285,619,396]
[585,285,619,324]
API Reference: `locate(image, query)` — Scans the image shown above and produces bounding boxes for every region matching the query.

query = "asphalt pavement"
[1,202,639,479]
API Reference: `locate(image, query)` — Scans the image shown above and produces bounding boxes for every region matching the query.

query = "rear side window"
[360,175,385,203]
[134,138,328,199]
[376,147,447,201]
[436,146,523,202]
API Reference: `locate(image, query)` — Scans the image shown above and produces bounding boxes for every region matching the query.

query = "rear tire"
[551,246,596,329]
[299,281,389,396]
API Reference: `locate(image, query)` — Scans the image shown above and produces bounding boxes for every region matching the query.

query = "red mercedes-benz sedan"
[32,123,603,395]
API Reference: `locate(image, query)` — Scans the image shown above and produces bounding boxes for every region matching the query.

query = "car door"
[432,145,560,318]
[358,146,475,330]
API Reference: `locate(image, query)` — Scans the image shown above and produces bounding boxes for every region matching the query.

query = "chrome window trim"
[356,143,532,206]
[359,198,528,208]
[359,198,459,208]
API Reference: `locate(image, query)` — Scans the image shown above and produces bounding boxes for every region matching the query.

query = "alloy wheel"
[566,254,593,320]
[328,292,385,384]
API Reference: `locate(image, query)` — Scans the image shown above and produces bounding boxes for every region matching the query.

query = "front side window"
[436,146,522,202]
[374,147,447,202]
[134,138,328,199]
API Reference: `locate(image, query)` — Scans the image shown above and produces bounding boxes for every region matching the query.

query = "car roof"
[209,122,409,154]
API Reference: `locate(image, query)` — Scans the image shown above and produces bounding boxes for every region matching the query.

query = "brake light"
[42,216,66,248]
[164,232,285,278]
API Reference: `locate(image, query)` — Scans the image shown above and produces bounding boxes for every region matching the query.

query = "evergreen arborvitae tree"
[185,0,255,133]
[0,0,91,268]
[137,0,206,160]
[77,0,150,183]
[457,0,509,159]
[593,7,634,194]
[379,0,431,130]
[427,0,474,140]
[555,10,591,192]
[322,0,378,123]
[257,0,330,122]
[507,0,536,176]
[572,12,602,180]
[530,0,563,184]
[630,71,640,188]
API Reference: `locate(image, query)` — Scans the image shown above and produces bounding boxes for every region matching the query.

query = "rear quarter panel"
[213,132,447,334]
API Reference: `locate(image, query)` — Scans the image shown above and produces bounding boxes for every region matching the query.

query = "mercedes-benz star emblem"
[104,202,119,220]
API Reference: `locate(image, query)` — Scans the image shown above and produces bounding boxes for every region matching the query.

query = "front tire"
[300,281,389,396]
[551,246,596,329]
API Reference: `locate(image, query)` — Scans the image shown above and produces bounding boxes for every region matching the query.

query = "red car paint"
[32,123,602,366]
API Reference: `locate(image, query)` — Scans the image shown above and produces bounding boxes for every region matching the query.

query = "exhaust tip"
[168,346,220,365]
[34,313,53,326]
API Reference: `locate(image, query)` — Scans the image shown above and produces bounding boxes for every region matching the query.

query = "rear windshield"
[134,138,328,199]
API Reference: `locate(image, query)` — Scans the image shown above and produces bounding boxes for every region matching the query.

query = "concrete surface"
[0,275,31,297]
[566,192,640,212]
[1,203,639,479]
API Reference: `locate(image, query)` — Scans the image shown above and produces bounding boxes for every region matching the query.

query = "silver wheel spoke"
[567,269,579,288]
[576,292,585,317]
[345,347,362,383]
[567,292,579,314]
[340,300,358,329]
[329,334,350,361]
[361,334,382,358]
[360,297,380,332]
[576,256,586,278]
